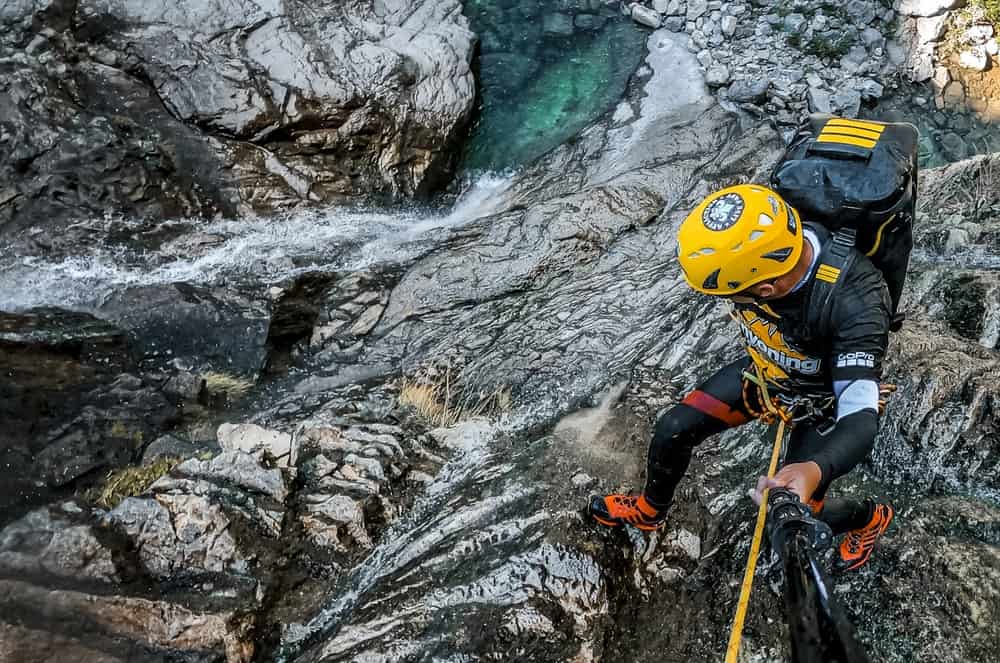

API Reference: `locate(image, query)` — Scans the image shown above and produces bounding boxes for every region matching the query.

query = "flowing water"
[0,175,513,312]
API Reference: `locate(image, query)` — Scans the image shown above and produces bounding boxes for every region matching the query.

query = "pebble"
[705,64,730,86]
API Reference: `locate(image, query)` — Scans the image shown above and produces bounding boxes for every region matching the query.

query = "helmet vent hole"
[749,230,765,241]
[731,241,743,251]
[757,213,774,226]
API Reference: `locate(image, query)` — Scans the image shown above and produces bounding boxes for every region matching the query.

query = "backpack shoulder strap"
[806,228,858,339]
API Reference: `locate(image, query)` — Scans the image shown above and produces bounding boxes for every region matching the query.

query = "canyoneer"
[589,115,918,571]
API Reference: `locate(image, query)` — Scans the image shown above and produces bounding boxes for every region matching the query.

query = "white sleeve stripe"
[834,379,880,420]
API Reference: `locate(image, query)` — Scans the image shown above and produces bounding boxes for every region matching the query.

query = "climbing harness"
[724,417,786,663]
[740,362,834,425]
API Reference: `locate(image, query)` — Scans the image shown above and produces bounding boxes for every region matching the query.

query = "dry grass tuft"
[90,457,182,509]
[202,371,255,403]
[399,366,511,427]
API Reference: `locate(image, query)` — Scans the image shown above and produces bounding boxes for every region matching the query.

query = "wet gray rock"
[141,434,204,465]
[217,423,298,468]
[98,284,272,377]
[0,0,476,240]
[726,78,769,103]
[0,309,179,498]
[0,507,117,582]
[107,450,287,579]
[0,580,242,661]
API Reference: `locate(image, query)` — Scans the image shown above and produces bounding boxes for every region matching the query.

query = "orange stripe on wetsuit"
[682,390,749,427]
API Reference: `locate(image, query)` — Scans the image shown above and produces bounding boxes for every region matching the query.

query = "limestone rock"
[107,496,240,578]
[783,13,807,34]
[300,493,372,550]
[665,0,686,15]
[917,15,949,42]
[217,423,298,468]
[845,0,876,26]
[163,450,289,503]
[721,15,737,37]
[859,78,885,100]
[807,87,833,113]
[897,0,965,17]
[705,64,731,86]
[631,4,662,29]
[726,78,769,103]
[831,87,862,118]
[0,508,117,582]
[687,0,708,20]
[960,47,989,70]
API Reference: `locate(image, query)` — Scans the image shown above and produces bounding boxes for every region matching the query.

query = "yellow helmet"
[677,184,803,296]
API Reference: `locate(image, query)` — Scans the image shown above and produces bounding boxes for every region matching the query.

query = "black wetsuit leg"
[644,358,754,508]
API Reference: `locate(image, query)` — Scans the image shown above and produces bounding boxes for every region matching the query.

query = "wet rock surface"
[0,309,179,512]
[0,0,475,241]
[2,8,1000,663]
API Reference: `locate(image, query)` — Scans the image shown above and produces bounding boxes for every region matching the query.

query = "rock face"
[4,10,1000,663]
[0,0,475,238]
[0,309,178,504]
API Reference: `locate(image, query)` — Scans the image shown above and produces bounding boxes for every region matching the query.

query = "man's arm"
[753,267,891,504]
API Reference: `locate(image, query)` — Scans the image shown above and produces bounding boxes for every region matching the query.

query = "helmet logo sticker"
[702,193,745,231]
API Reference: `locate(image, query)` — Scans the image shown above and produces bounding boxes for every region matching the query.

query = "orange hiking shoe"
[838,502,894,571]
[588,494,666,531]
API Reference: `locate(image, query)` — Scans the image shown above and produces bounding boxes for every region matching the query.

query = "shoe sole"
[591,513,663,532]
[843,505,894,571]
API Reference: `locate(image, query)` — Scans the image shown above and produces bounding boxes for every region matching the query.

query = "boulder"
[0,507,117,582]
[807,87,834,113]
[97,284,272,377]
[831,87,863,118]
[726,78,769,103]
[687,0,708,20]
[960,47,989,70]
[917,15,949,42]
[705,64,731,86]
[1,0,477,240]
[631,4,662,29]
[897,0,966,17]
[107,450,287,579]
[217,423,298,468]
[0,309,178,495]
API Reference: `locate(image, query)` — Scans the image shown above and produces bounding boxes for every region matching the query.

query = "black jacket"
[733,224,892,397]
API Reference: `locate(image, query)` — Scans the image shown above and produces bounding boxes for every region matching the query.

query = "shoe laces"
[612,495,639,508]
[845,509,882,554]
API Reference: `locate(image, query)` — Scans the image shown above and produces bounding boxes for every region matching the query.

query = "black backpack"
[770,114,919,333]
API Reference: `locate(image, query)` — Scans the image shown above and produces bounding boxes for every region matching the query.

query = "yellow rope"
[724,418,787,663]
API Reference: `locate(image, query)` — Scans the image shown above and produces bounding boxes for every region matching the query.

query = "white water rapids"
[0,174,513,312]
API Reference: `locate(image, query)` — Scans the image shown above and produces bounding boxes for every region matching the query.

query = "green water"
[461,0,647,172]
